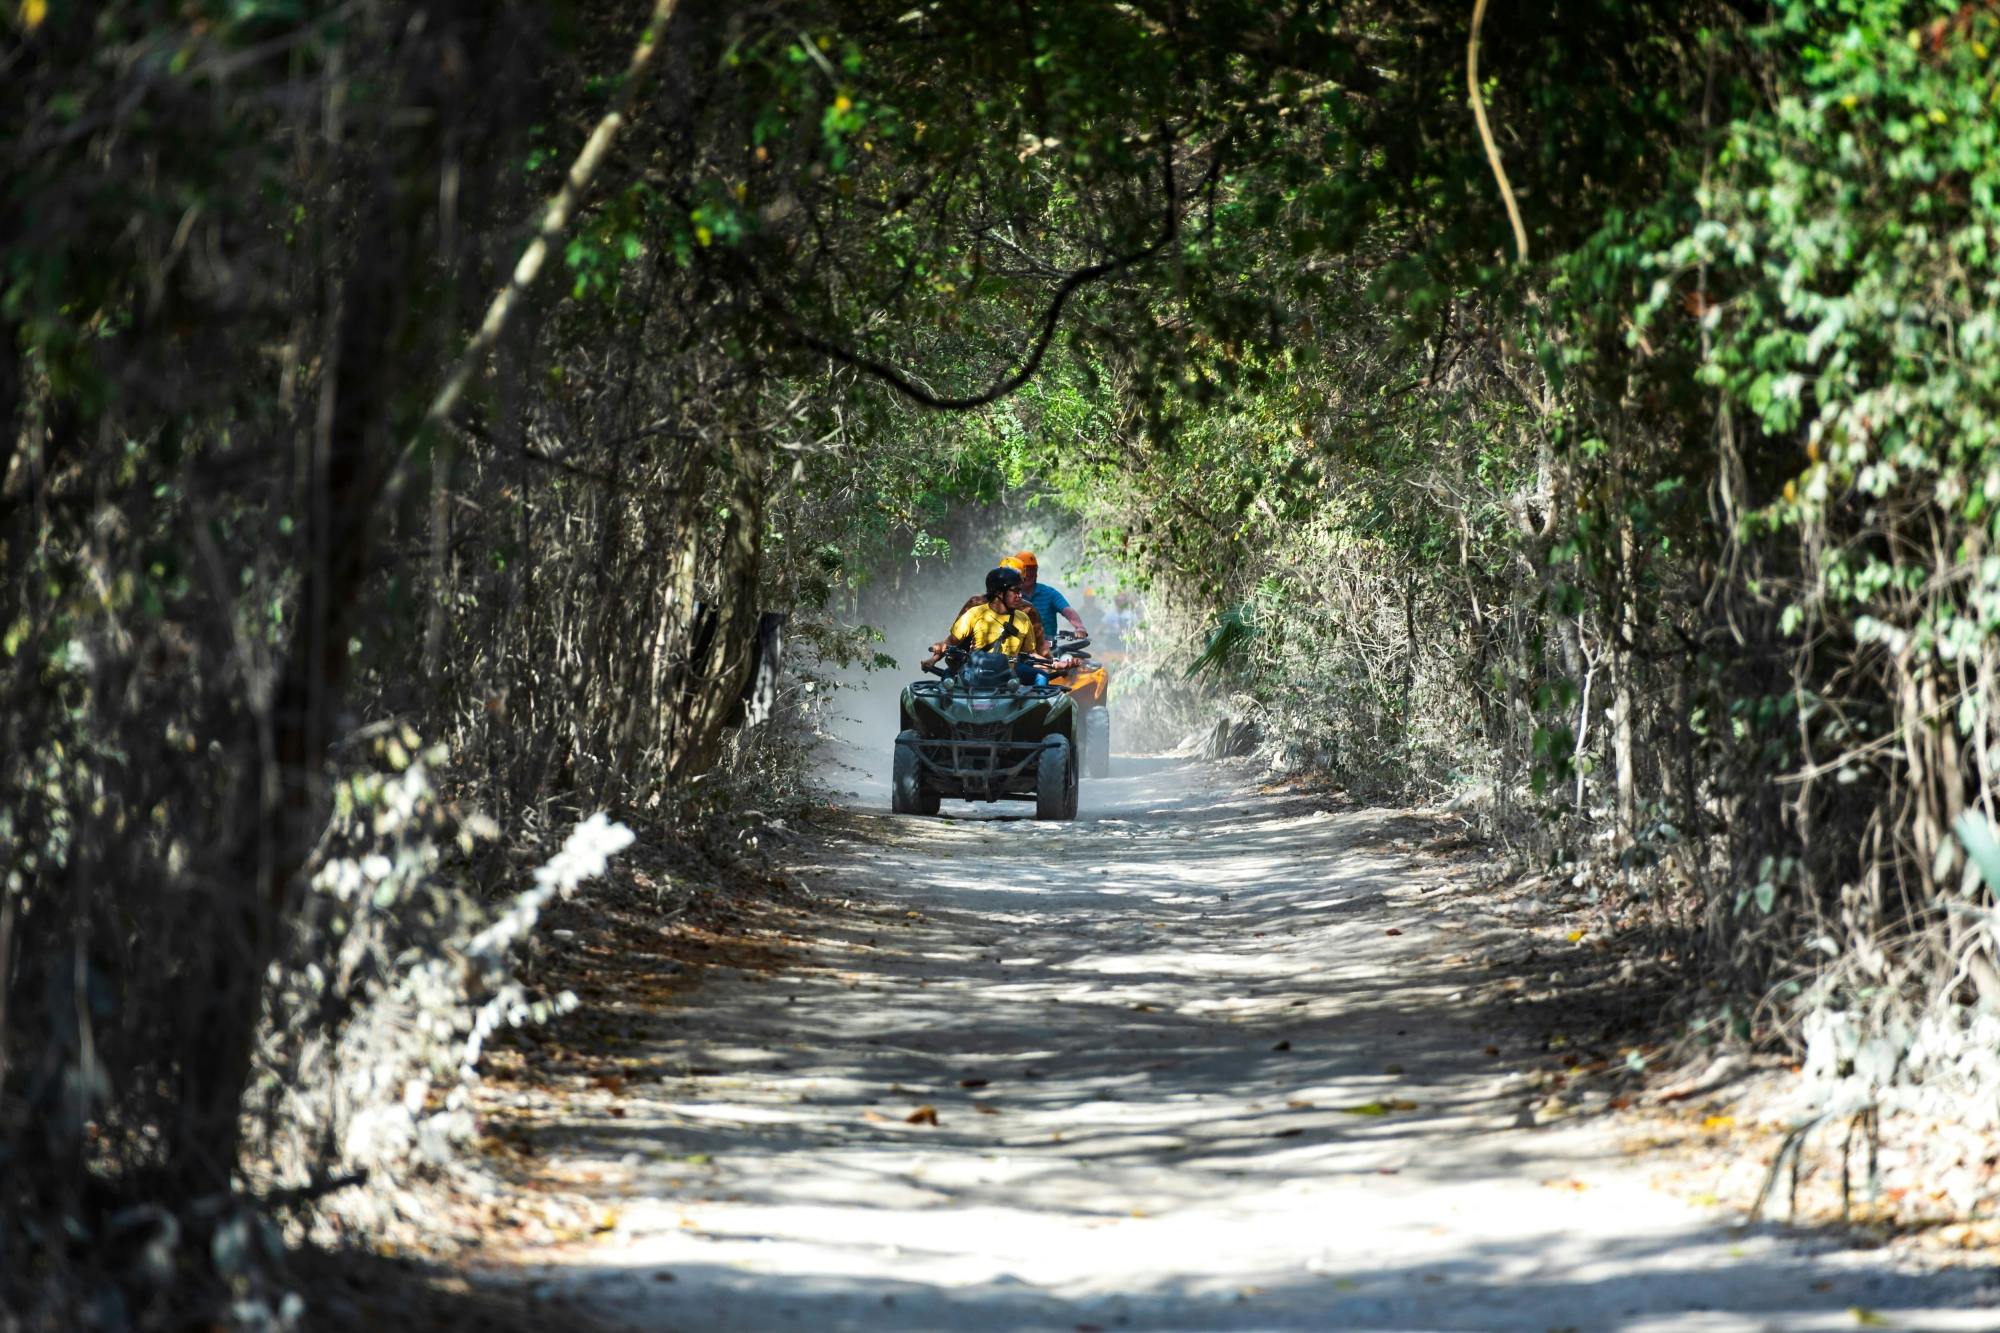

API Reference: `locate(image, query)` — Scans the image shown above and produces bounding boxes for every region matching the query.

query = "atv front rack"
[906,735,1055,799]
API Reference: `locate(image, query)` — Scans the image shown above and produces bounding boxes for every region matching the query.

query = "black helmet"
[985,566,1024,597]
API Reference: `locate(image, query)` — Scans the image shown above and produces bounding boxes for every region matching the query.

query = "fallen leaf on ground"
[973,1103,1000,1115]
[1338,1099,1418,1116]
[861,1110,890,1124]
[1385,928,1403,936]
[1271,1040,1292,1052]
[1286,1098,1314,1109]
[1850,1310,1891,1327]
[958,1077,989,1088]
[906,1104,939,1126]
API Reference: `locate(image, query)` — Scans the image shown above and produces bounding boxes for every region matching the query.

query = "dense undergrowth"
[6,0,2000,1325]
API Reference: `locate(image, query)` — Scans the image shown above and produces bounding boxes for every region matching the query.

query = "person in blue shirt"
[1005,551,1087,646]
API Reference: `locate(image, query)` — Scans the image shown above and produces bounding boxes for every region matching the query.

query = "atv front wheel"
[892,729,940,815]
[1082,707,1111,779]
[1035,735,1079,820]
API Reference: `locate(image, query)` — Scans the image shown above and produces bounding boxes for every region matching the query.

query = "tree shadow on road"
[451,763,1980,1329]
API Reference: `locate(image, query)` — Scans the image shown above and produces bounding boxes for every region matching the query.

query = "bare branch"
[1467,0,1529,264]
[384,0,682,508]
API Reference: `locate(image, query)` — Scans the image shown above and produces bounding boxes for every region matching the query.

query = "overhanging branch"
[768,139,1184,412]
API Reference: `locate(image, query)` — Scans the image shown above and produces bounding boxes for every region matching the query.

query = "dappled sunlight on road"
[473,759,1997,1331]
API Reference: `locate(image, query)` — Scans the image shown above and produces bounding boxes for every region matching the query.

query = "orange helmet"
[1011,550,1038,570]
[1000,554,1029,573]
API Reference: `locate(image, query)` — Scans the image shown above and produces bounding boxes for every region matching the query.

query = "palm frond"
[1184,604,1258,681]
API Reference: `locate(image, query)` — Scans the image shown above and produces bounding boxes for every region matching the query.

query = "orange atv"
[1046,631,1112,778]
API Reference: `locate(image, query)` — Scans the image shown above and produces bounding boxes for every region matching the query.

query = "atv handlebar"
[923,643,969,678]
[920,633,1090,681]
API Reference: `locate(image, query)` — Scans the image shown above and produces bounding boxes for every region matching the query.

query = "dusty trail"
[483,758,1993,1330]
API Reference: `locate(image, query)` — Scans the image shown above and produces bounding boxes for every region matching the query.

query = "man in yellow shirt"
[923,567,1042,674]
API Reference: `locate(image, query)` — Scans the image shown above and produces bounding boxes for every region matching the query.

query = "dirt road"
[479,757,1994,1330]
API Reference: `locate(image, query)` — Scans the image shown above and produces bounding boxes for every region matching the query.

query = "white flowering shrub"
[246,731,633,1237]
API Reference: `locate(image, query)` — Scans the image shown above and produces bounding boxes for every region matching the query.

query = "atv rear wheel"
[1082,707,1111,779]
[1035,735,1078,820]
[892,729,940,815]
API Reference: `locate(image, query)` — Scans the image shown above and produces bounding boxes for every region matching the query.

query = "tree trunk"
[667,436,768,784]
[173,182,412,1196]
[1612,517,1639,841]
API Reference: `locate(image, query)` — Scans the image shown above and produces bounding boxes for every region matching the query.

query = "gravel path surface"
[488,756,1996,1331]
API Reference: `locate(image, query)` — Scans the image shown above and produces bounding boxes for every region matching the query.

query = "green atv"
[892,647,1079,820]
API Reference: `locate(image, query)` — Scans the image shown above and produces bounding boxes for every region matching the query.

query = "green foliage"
[1954,811,2000,897]
[1184,604,1258,681]
[15,0,2000,1314]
